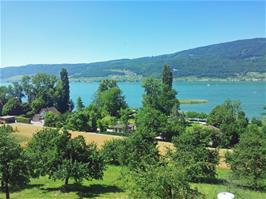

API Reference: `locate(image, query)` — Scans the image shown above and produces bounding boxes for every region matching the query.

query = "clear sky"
[1,1,265,67]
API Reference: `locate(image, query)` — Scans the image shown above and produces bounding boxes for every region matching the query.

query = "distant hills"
[1,38,266,81]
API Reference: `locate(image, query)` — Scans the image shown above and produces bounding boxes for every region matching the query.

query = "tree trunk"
[65,177,69,185]
[1,180,4,192]
[4,180,10,199]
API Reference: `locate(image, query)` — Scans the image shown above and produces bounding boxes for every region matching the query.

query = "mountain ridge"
[1,38,266,81]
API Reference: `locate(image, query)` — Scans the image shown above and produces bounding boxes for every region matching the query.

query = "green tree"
[172,127,219,182]
[126,127,160,170]
[31,98,46,113]
[97,79,117,93]
[31,73,58,110]
[136,107,167,136]
[142,77,163,111]
[162,64,173,90]
[208,100,248,147]
[120,108,131,133]
[226,124,266,190]
[66,110,91,131]
[2,97,24,115]
[21,76,34,103]
[142,75,178,116]
[96,87,127,117]
[57,68,70,113]
[0,125,32,199]
[0,86,9,115]
[101,138,129,165]
[26,128,104,186]
[8,82,24,102]
[76,96,85,111]
[127,161,203,199]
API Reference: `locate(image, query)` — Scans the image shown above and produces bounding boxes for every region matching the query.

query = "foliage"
[100,139,129,165]
[207,100,249,148]
[76,96,85,111]
[161,116,186,141]
[162,64,173,89]
[96,87,127,117]
[66,110,91,131]
[26,128,104,185]
[251,117,263,127]
[97,79,117,93]
[226,124,266,190]
[186,124,222,148]
[126,161,203,199]
[7,82,24,102]
[126,127,160,170]
[57,68,70,113]
[142,67,178,116]
[2,97,24,116]
[97,115,116,132]
[185,111,208,119]
[0,125,32,199]
[136,107,167,136]
[172,127,219,182]
[30,98,46,113]
[15,116,31,124]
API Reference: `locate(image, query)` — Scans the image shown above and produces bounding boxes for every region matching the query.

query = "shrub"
[15,116,31,124]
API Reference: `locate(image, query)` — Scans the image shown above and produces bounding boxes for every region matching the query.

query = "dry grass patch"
[10,123,228,168]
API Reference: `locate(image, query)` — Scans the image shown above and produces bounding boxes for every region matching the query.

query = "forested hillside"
[1,38,265,80]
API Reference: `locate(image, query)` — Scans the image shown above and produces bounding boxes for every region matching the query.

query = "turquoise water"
[70,81,266,119]
[1,81,265,118]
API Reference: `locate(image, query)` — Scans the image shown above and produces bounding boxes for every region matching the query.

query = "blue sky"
[1,1,265,67]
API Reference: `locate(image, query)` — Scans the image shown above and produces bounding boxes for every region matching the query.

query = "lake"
[70,81,266,119]
[1,81,265,119]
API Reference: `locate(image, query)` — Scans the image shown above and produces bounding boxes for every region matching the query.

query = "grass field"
[1,165,266,199]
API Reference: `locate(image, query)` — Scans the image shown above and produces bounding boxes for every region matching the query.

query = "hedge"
[15,116,31,124]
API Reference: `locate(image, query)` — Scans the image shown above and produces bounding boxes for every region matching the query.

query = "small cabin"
[0,116,16,124]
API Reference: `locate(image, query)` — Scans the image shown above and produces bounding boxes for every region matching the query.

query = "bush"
[15,116,31,124]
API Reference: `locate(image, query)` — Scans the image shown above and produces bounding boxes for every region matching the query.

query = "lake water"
[70,81,266,119]
[1,81,265,119]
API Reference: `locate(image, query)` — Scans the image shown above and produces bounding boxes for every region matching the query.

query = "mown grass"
[1,166,266,199]
[0,166,127,199]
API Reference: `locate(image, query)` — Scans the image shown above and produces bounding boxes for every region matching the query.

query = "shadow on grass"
[41,183,123,198]
[10,183,44,193]
[193,177,227,185]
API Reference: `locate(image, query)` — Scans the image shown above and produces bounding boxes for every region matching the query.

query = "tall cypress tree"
[161,64,178,116]
[58,68,70,113]
[162,64,173,90]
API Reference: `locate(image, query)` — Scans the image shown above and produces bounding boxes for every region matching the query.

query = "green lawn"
[1,166,265,199]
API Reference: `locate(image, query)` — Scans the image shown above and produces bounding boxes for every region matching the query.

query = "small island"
[179,99,209,104]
